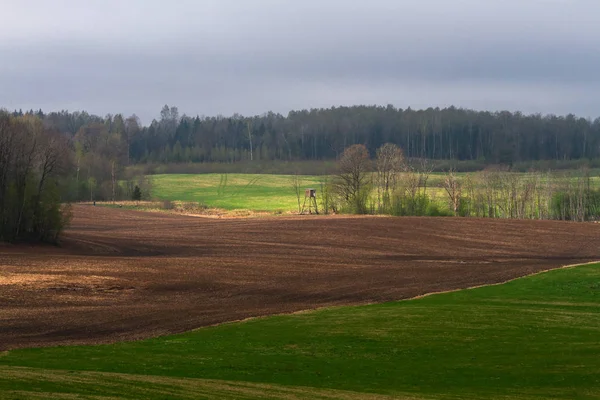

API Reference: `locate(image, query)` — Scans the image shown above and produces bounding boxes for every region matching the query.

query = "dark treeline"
[11,105,600,166]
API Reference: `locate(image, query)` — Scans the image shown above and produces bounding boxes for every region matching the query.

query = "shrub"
[551,189,600,221]
[425,203,453,217]
[391,194,430,216]
[132,185,142,201]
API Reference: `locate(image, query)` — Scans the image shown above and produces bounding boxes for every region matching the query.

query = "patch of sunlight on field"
[151,174,325,211]
[149,172,600,214]
[151,173,451,213]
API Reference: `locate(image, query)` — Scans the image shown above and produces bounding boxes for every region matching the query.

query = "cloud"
[1,0,599,121]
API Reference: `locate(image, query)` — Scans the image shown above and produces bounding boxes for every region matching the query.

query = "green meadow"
[2,264,600,399]
[150,173,326,212]
[147,172,600,216]
[149,173,448,212]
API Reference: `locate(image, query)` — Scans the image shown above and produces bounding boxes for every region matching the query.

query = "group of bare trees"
[375,143,404,210]
[0,109,154,242]
[0,112,72,242]
[330,143,401,214]
[329,143,441,215]
[72,114,143,202]
[328,142,600,221]
[335,145,372,213]
[443,168,600,222]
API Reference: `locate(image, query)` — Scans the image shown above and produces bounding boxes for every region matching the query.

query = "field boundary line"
[409,260,600,300]
[193,260,600,332]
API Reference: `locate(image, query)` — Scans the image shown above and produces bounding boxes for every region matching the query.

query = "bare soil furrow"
[1,205,599,350]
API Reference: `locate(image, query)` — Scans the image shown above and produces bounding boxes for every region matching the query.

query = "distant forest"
[9,105,600,165]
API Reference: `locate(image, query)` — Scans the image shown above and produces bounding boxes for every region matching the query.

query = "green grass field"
[149,173,449,213]
[148,172,600,216]
[150,173,326,212]
[2,264,600,399]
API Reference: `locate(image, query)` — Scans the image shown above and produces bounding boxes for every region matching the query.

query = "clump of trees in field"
[329,143,435,216]
[334,144,372,214]
[0,112,72,242]
[329,143,600,221]
[442,168,600,222]
[0,110,152,243]
[70,113,153,203]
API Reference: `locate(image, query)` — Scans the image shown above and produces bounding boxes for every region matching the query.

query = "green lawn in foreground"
[2,264,600,399]
[150,173,325,211]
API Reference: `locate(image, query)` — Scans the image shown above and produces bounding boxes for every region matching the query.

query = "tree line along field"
[145,172,600,217]
[10,106,600,211]
[2,261,600,399]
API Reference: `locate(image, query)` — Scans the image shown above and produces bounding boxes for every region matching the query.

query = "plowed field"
[1,205,599,351]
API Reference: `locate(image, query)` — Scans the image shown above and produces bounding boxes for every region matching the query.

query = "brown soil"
[1,205,599,351]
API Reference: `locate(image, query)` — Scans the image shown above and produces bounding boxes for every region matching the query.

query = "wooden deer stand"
[301,188,319,215]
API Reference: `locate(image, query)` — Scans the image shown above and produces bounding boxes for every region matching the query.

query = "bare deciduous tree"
[376,143,404,211]
[462,173,476,217]
[417,158,434,197]
[335,144,372,213]
[443,168,462,216]
[401,165,420,202]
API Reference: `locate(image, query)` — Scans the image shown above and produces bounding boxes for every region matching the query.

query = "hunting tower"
[301,188,319,214]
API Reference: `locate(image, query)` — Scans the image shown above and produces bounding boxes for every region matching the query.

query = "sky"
[1,0,599,123]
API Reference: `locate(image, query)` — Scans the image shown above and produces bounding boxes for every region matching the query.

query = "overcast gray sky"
[1,0,598,123]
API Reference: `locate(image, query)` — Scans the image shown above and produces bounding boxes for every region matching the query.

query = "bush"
[551,191,571,221]
[351,187,372,215]
[389,193,453,217]
[391,194,430,216]
[132,185,142,201]
[551,189,600,221]
[425,202,453,217]
[457,197,472,217]
[587,191,600,220]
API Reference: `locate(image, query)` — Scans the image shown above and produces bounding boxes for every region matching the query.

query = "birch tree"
[375,143,404,211]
